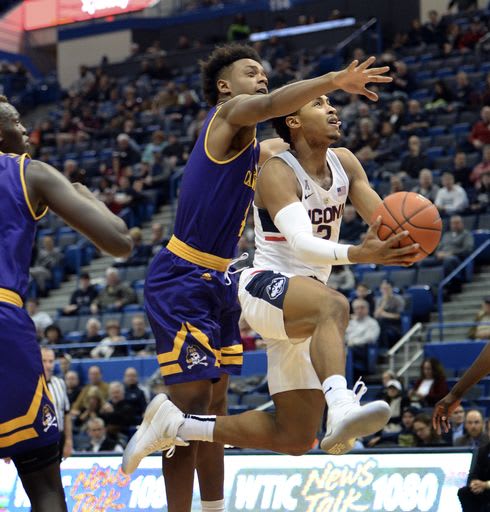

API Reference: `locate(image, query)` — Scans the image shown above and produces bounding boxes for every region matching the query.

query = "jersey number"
[318,224,331,240]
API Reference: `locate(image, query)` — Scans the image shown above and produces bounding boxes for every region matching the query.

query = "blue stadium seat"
[452,123,470,136]
[427,126,446,137]
[426,146,444,160]
[388,268,417,289]
[473,230,490,263]
[406,285,433,319]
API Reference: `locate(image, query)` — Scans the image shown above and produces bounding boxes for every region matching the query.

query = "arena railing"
[437,238,490,340]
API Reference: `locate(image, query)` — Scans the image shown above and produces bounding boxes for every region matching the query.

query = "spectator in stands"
[227,13,251,41]
[65,370,82,407]
[406,18,424,47]
[470,106,490,150]
[328,265,355,296]
[345,299,380,378]
[387,175,405,196]
[82,317,103,347]
[268,58,296,89]
[470,171,490,213]
[454,71,478,107]
[385,99,405,133]
[348,118,380,160]
[339,205,365,243]
[100,381,138,438]
[396,406,418,447]
[443,403,466,445]
[412,169,440,203]
[162,133,186,165]
[90,319,127,359]
[62,272,98,316]
[400,136,431,179]
[423,10,445,45]
[429,215,474,278]
[57,353,72,377]
[142,130,166,166]
[25,298,53,340]
[90,267,137,314]
[126,314,152,354]
[114,227,152,268]
[458,441,490,512]
[413,413,447,447]
[427,80,454,113]
[374,121,403,163]
[468,297,490,340]
[350,282,376,316]
[30,235,64,296]
[73,387,107,433]
[112,133,141,173]
[374,280,405,349]
[42,324,64,354]
[366,379,410,447]
[435,173,469,215]
[408,357,449,407]
[123,367,147,420]
[400,100,429,137]
[62,159,85,184]
[389,61,415,95]
[452,151,472,189]
[470,145,490,187]
[81,417,123,453]
[150,222,167,256]
[455,409,489,448]
[71,365,109,414]
[458,16,487,50]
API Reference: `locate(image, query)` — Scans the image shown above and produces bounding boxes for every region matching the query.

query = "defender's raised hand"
[331,57,393,101]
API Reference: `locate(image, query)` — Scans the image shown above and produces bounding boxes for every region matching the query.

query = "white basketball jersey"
[253,149,350,284]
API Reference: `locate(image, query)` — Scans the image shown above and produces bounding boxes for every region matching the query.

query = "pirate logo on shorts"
[42,404,58,433]
[186,345,208,369]
[266,276,287,300]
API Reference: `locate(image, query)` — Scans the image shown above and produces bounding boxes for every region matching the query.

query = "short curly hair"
[271,113,295,145]
[200,43,262,106]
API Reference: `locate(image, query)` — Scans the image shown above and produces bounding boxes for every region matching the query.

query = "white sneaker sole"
[122,393,168,474]
[320,401,391,455]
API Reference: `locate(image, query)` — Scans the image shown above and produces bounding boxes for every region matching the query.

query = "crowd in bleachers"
[13,3,490,454]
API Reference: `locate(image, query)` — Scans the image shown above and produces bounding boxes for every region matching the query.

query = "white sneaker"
[122,394,188,474]
[320,379,391,455]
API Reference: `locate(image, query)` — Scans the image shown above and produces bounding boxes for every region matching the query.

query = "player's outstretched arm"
[257,157,418,267]
[26,160,132,257]
[224,57,392,126]
[433,342,490,433]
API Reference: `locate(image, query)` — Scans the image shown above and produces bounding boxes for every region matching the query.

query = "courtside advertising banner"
[0,451,472,511]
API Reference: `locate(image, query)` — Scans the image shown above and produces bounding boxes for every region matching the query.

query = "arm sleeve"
[273,202,353,266]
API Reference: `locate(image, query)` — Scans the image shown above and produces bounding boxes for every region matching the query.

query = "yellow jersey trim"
[220,355,243,366]
[0,376,43,434]
[0,288,23,308]
[160,363,183,377]
[167,235,231,272]
[221,345,243,355]
[157,323,187,365]
[0,427,38,448]
[204,106,256,164]
[19,153,48,221]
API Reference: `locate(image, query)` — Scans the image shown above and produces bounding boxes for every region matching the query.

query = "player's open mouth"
[328,118,341,127]
[256,88,268,94]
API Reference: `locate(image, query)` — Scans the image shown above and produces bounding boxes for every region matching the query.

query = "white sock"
[322,375,349,407]
[177,414,216,442]
[201,498,225,512]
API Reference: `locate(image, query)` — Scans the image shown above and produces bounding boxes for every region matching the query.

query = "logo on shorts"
[201,272,212,281]
[42,404,58,433]
[186,345,208,369]
[266,277,287,300]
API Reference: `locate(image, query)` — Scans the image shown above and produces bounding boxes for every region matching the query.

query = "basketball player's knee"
[318,291,349,326]
[276,428,316,456]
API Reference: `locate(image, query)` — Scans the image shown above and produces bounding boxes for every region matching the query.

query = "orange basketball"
[371,192,442,262]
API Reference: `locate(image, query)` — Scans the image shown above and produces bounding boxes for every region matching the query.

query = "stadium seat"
[452,123,470,136]
[416,266,444,288]
[406,285,433,319]
[56,316,79,334]
[388,268,417,289]
[360,270,388,291]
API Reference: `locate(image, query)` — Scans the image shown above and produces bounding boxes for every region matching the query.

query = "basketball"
[371,192,442,262]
